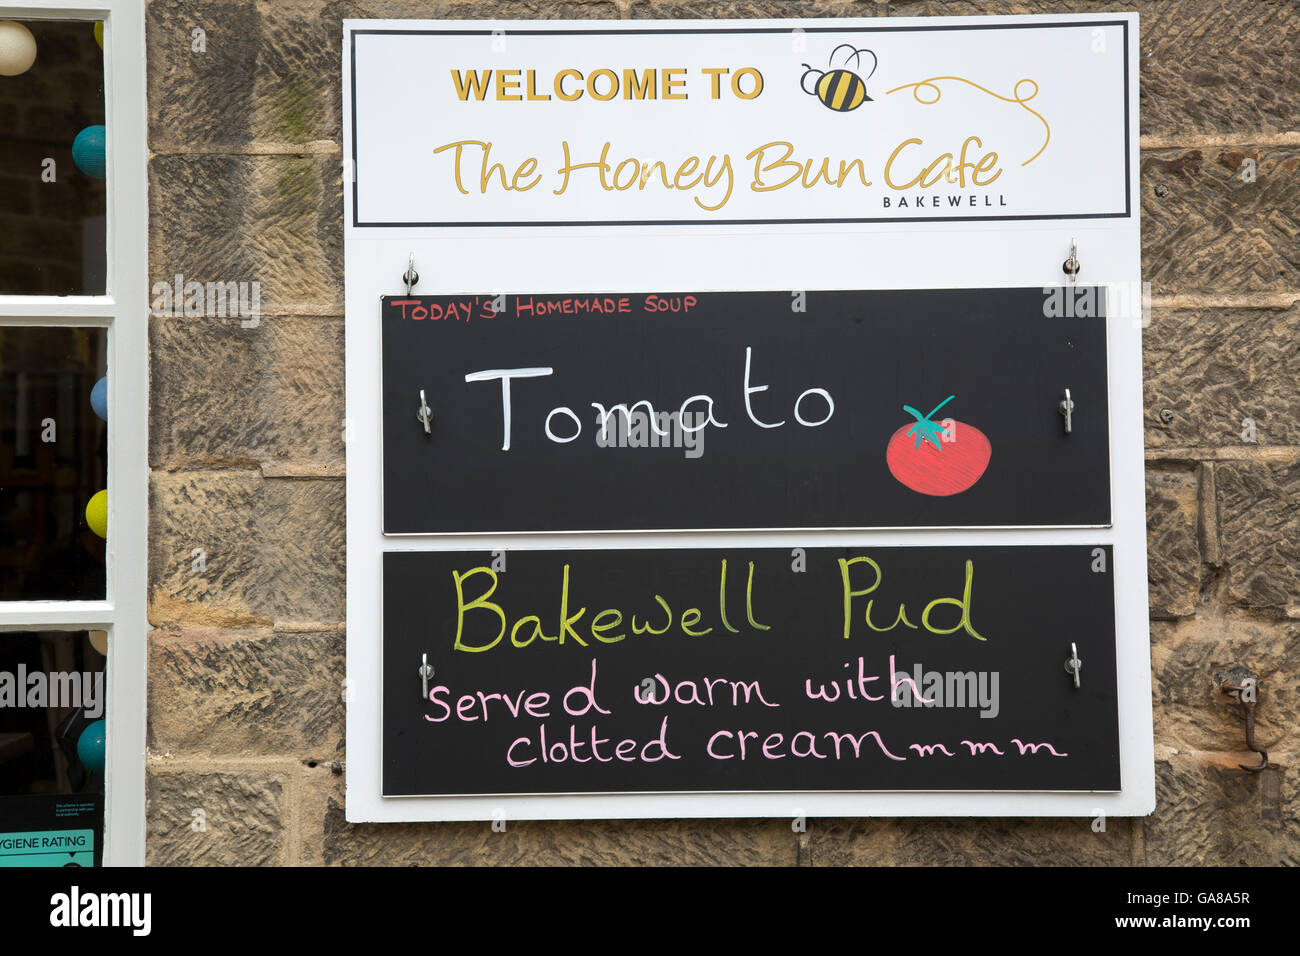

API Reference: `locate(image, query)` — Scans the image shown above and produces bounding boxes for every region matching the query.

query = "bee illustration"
[801,44,878,113]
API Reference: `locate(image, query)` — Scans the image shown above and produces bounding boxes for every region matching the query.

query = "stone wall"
[143,0,1299,865]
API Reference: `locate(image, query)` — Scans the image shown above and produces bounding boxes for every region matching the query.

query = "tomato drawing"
[885,395,991,496]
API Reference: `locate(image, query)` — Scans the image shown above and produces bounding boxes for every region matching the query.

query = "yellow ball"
[94,22,103,50]
[86,489,107,539]
[0,21,37,76]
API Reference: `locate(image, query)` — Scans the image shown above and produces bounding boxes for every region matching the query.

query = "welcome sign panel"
[381,546,1120,796]
[350,20,1130,226]
[380,287,1110,533]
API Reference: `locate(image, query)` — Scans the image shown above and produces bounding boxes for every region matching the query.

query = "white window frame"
[0,0,148,865]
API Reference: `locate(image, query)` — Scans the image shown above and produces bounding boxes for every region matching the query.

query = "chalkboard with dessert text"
[379,287,1111,534]
[382,545,1120,795]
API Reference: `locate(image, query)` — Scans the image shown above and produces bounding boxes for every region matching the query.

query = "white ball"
[0,21,36,77]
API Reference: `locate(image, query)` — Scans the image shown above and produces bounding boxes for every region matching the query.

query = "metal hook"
[1062,239,1080,283]
[403,252,419,295]
[416,389,433,435]
[1064,643,1082,689]
[1214,666,1268,772]
[1059,388,1074,434]
[419,653,434,700]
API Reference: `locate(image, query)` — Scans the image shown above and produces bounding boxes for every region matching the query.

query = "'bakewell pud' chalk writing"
[449,555,988,654]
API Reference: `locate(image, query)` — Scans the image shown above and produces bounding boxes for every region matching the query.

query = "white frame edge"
[343,14,1154,822]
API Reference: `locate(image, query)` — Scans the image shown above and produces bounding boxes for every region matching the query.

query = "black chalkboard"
[382,546,1119,796]
[380,288,1111,533]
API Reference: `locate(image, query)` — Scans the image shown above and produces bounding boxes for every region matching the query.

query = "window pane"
[0,327,107,600]
[0,630,105,867]
[0,19,106,295]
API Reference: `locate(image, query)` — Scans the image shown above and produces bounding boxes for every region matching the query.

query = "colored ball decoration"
[90,376,108,421]
[77,720,106,773]
[85,489,107,539]
[93,22,103,50]
[72,125,106,179]
[0,20,37,76]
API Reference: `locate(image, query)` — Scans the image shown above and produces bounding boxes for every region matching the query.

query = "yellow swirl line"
[885,75,1051,166]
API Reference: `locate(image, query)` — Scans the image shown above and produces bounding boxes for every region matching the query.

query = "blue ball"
[90,376,107,421]
[77,719,106,773]
[72,125,106,179]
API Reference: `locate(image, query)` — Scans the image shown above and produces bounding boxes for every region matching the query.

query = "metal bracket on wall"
[1059,389,1075,434]
[419,653,434,700]
[417,389,433,435]
[1064,642,1082,688]
[1214,666,1268,772]
[402,252,419,295]
[1062,238,1080,283]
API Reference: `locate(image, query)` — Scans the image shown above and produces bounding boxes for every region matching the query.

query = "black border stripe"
[350,29,359,230]
[1122,19,1131,219]
[348,20,1133,228]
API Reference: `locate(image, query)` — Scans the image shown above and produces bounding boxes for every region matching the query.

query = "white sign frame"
[343,14,1153,822]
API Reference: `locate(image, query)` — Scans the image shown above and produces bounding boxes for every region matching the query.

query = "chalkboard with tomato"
[381,287,1111,532]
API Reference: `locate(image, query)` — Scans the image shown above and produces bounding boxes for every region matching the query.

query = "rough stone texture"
[632,0,873,18]
[1145,468,1201,618]
[1142,148,1300,297]
[1144,306,1300,449]
[1143,756,1295,866]
[150,315,345,470]
[148,0,624,150]
[319,793,795,865]
[1215,462,1300,610]
[1149,618,1296,758]
[807,816,1133,866]
[1147,611,1298,866]
[1136,0,1299,138]
[350,0,621,18]
[881,1,1300,138]
[149,628,345,755]
[146,770,287,865]
[149,154,342,310]
[149,471,346,627]
[148,1,259,150]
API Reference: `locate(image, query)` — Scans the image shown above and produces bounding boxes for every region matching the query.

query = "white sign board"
[350,21,1131,226]
[343,15,1152,823]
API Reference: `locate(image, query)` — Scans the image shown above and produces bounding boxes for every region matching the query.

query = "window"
[0,0,146,865]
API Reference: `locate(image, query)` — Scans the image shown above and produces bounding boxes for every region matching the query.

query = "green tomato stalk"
[903,395,955,451]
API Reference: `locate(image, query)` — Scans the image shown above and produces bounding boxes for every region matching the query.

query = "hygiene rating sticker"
[0,829,94,867]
